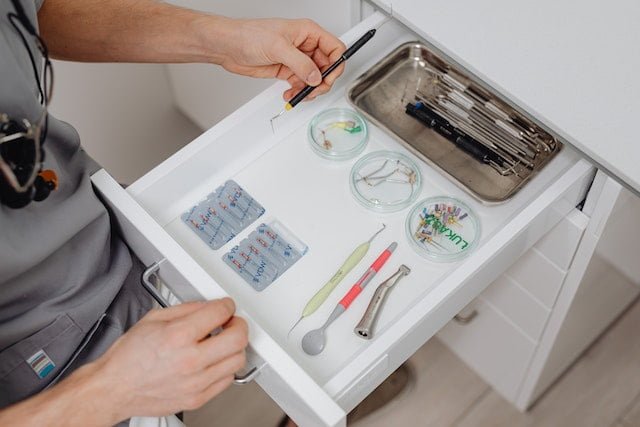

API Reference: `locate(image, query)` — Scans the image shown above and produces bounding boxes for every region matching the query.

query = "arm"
[0,299,248,426]
[37,0,347,100]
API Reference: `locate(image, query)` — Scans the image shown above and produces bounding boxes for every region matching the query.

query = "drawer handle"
[141,261,257,384]
[233,364,263,385]
[453,309,478,325]
[141,260,172,307]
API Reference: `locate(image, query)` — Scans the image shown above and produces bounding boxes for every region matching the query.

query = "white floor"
[186,298,640,427]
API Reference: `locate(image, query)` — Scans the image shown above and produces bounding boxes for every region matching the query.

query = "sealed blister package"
[181,180,265,250]
[224,221,308,291]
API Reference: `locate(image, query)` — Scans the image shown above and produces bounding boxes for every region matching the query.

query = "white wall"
[49,61,201,184]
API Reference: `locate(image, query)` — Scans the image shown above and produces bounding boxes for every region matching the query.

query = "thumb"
[275,41,322,86]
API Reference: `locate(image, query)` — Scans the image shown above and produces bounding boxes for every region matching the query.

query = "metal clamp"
[453,309,478,325]
[141,261,262,384]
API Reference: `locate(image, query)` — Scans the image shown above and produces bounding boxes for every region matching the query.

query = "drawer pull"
[453,309,478,325]
[141,260,171,307]
[141,261,255,384]
[233,365,263,385]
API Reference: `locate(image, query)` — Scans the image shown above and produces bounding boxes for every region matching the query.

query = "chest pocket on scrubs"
[0,313,87,407]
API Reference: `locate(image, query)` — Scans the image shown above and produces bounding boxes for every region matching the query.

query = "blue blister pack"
[224,222,307,291]
[181,180,265,250]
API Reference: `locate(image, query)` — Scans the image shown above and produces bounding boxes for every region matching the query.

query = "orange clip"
[38,169,58,190]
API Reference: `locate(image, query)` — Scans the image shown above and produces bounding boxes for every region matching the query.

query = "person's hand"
[91,298,248,421]
[206,17,347,102]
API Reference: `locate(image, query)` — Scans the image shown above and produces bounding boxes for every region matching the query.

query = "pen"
[269,28,378,129]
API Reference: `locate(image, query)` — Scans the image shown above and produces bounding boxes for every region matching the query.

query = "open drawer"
[91,13,595,427]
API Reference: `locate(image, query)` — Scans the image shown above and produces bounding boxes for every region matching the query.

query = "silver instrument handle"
[354,265,410,339]
[354,285,392,339]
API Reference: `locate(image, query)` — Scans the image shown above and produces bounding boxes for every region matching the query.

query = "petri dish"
[405,196,481,262]
[308,108,368,160]
[350,151,423,212]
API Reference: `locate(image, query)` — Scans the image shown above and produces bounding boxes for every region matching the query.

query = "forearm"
[0,362,123,427]
[37,0,227,64]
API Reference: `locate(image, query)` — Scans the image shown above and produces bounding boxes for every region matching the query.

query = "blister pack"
[181,180,265,250]
[224,222,308,291]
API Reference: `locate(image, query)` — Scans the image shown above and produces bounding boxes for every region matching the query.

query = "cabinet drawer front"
[325,160,594,408]
[480,275,551,342]
[535,209,589,271]
[92,170,221,303]
[505,247,567,309]
[438,299,537,400]
[91,170,347,427]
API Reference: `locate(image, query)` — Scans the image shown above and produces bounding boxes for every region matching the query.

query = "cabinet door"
[165,0,360,129]
[438,299,538,399]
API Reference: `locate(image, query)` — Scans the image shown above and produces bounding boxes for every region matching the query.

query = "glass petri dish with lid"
[350,151,423,213]
[308,108,368,160]
[405,196,480,262]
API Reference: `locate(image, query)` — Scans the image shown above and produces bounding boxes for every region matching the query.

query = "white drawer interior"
[129,91,583,382]
[124,15,593,414]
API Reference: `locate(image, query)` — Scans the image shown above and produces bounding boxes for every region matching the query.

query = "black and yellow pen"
[269,28,379,130]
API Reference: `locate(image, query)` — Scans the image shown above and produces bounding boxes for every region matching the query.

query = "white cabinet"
[518,176,640,409]
[438,209,588,404]
[165,0,363,130]
[439,176,640,411]
[438,298,538,399]
[89,11,629,427]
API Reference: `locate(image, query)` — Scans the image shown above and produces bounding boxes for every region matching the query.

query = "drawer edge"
[92,169,347,427]
[325,160,594,404]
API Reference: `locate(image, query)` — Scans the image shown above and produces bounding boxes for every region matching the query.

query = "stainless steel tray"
[347,41,562,203]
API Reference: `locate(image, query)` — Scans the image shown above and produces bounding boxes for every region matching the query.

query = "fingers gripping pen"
[270,28,377,126]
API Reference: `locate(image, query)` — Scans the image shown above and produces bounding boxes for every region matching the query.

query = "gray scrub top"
[0,0,151,407]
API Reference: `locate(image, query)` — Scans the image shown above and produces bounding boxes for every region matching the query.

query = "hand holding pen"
[209,17,347,103]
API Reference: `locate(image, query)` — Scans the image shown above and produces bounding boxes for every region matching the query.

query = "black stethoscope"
[0,0,57,209]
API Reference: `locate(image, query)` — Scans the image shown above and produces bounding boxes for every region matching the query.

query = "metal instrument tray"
[348,41,562,203]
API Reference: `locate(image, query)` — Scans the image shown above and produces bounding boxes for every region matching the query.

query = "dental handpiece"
[355,265,411,339]
[301,242,397,356]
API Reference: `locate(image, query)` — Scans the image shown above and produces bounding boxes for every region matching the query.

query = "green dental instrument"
[288,224,386,337]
